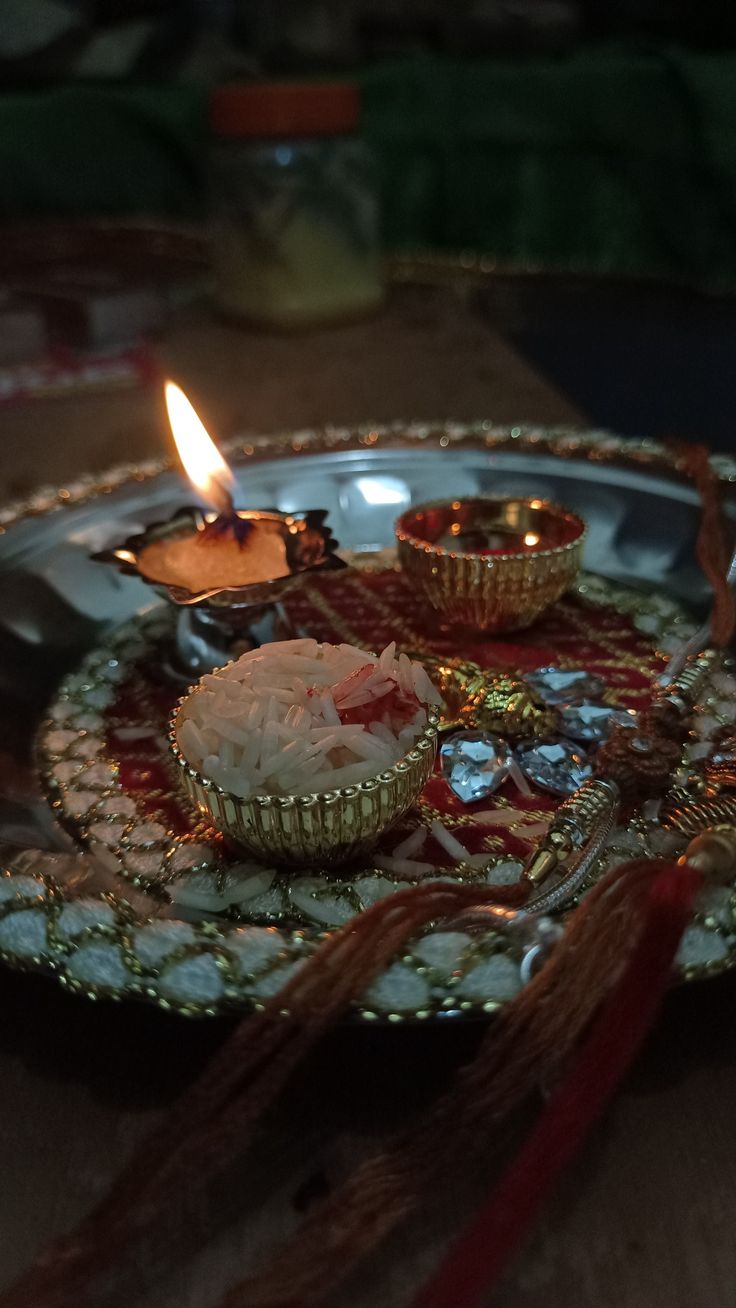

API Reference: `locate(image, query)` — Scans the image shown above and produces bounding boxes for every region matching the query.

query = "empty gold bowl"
[395,496,585,632]
[169,699,439,867]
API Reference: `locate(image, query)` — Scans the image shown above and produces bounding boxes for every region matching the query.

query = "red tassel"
[414,860,703,1308]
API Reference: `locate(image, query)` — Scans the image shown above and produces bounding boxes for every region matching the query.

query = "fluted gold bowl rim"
[394,496,586,632]
[168,695,440,867]
[394,495,586,562]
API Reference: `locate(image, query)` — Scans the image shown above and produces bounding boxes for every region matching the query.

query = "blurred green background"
[2,1,736,290]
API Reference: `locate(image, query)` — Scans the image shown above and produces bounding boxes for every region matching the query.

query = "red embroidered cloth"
[105,571,664,873]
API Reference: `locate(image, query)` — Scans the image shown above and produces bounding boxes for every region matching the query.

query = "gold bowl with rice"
[169,639,440,866]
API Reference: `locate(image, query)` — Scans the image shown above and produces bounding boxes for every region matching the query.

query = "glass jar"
[208,81,384,329]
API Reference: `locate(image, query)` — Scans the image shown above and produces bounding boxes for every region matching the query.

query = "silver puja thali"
[1,423,736,1021]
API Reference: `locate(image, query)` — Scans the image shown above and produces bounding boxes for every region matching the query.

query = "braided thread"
[669,441,735,648]
[218,859,671,1308]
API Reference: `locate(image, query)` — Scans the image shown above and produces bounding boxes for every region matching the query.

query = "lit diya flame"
[164,380,254,544]
[165,380,236,516]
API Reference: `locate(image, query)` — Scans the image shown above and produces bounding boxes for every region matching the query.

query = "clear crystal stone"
[515,739,592,796]
[440,731,512,804]
[559,702,635,743]
[523,666,606,706]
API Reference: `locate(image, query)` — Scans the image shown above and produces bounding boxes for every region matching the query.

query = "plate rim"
[1,421,735,547]
[0,423,734,1021]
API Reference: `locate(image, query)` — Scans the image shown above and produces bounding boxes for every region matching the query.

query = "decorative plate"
[1,424,735,1020]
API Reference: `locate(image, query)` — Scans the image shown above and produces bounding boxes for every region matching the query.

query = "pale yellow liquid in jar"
[212,209,384,328]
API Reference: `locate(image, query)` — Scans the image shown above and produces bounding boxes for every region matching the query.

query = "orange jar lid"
[210,81,360,140]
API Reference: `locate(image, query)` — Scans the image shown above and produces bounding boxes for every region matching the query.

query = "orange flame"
[164,381,235,515]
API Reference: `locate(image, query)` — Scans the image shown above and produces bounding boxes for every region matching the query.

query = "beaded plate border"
[0,421,735,538]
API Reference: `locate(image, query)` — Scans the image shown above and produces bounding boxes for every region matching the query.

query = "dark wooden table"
[1,287,734,1308]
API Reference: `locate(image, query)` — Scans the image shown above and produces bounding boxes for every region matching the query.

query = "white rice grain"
[392,826,428,860]
[319,692,341,727]
[397,652,414,695]
[379,641,396,672]
[177,719,206,767]
[373,855,434,879]
[345,733,394,763]
[508,757,535,798]
[468,808,526,826]
[310,723,364,740]
[260,739,308,779]
[370,722,401,749]
[293,760,379,792]
[412,661,443,706]
[208,719,250,748]
[430,818,471,864]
